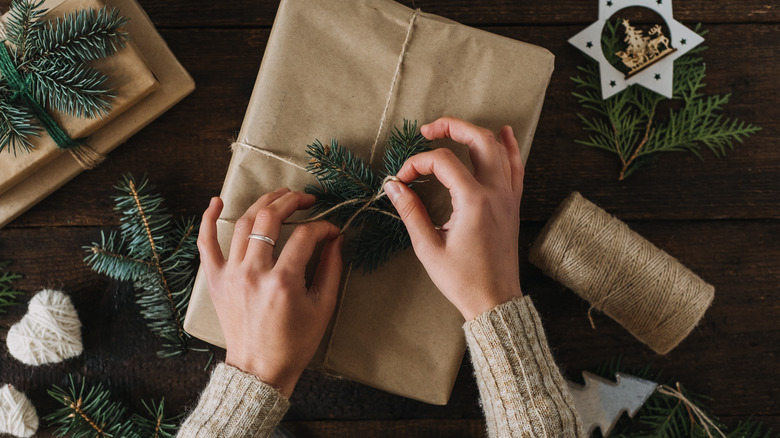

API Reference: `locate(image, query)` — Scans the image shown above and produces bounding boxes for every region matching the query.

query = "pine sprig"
[85,174,200,358]
[571,20,761,180]
[131,398,181,438]
[46,376,135,438]
[0,260,23,313]
[305,120,431,272]
[46,376,181,438]
[0,0,129,153]
[592,358,778,438]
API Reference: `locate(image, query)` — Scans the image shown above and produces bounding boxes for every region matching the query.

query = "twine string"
[528,192,714,354]
[368,8,420,164]
[656,383,727,438]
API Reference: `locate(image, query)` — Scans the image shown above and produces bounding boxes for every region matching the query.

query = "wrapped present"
[0,0,194,228]
[184,0,554,404]
[0,0,159,196]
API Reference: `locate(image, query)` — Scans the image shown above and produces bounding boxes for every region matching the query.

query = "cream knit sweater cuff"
[464,296,585,438]
[177,363,290,437]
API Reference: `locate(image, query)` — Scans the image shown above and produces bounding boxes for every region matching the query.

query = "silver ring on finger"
[248,234,276,247]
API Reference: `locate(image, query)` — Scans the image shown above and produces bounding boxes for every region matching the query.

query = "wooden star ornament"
[568,0,704,99]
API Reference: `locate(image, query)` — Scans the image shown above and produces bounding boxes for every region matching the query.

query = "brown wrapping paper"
[0,0,160,196]
[184,0,554,405]
[0,0,194,228]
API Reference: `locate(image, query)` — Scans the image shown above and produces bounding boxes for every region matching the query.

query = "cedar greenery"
[571,19,760,180]
[0,0,129,154]
[84,174,199,358]
[0,260,23,313]
[592,358,778,438]
[306,120,430,272]
[46,375,180,438]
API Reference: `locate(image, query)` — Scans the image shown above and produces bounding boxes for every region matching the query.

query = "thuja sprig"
[84,174,200,358]
[305,120,431,272]
[0,0,129,154]
[571,19,760,180]
[0,260,23,313]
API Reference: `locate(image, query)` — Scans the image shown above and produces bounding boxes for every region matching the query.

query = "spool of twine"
[529,192,714,354]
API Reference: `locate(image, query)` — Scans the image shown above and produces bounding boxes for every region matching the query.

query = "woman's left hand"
[197,188,344,398]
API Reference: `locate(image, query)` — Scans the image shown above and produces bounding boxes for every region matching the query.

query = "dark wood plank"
[133,0,780,28]
[5,23,777,229]
[1,219,778,429]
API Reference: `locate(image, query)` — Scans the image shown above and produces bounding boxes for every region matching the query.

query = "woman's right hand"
[384,117,525,321]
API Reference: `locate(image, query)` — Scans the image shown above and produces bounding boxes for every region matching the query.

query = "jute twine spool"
[529,192,714,354]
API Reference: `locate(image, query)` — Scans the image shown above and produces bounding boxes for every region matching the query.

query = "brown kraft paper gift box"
[0,0,160,196]
[184,0,554,405]
[0,0,194,229]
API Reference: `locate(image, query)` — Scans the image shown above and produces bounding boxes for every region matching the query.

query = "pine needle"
[46,375,135,438]
[571,19,760,180]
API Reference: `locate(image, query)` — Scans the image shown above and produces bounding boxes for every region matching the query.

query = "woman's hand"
[197,189,344,398]
[384,117,524,321]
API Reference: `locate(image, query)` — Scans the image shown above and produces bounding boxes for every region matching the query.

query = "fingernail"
[209,197,218,207]
[384,181,401,202]
[508,125,514,137]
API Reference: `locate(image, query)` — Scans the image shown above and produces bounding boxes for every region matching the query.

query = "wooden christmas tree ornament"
[529,192,714,354]
[0,384,38,438]
[6,289,83,365]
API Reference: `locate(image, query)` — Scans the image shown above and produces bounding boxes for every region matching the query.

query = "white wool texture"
[6,289,83,366]
[0,384,38,438]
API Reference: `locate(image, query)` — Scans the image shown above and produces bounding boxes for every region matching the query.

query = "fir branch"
[0,95,39,154]
[0,260,23,313]
[85,174,199,357]
[305,120,431,271]
[26,7,128,65]
[571,19,760,180]
[46,376,135,438]
[131,398,181,438]
[28,61,112,118]
[4,0,47,61]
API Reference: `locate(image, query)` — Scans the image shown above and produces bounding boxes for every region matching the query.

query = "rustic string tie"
[0,45,104,169]
[656,383,727,438]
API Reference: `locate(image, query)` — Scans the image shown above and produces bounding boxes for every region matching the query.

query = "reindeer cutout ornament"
[568,0,704,99]
[616,20,676,78]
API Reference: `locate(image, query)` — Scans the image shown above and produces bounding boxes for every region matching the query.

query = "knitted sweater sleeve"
[177,363,290,437]
[463,295,585,438]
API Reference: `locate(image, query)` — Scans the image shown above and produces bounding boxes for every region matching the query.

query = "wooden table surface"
[1,0,778,436]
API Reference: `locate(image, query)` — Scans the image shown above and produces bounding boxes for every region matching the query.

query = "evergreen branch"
[85,175,199,357]
[46,376,135,438]
[84,231,153,282]
[305,120,429,271]
[131,398,181,438]
[28,61,112,118]
[0,94,40,154]
[591,358,778,438]
[4,0,47,61]
[0,260,23,313]
[25,6,129,66]
[571,19,760,179]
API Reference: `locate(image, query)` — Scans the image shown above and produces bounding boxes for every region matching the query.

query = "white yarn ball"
[6,289,83,366]
[0,384,38,438]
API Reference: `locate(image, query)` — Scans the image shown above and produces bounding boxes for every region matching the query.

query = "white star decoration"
[568,0,704,99]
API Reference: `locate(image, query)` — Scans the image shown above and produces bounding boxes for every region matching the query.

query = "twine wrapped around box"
[529,192,714,354]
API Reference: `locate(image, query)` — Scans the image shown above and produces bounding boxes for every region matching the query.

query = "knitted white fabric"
[6,289,83,366]
[0,384,38,438]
